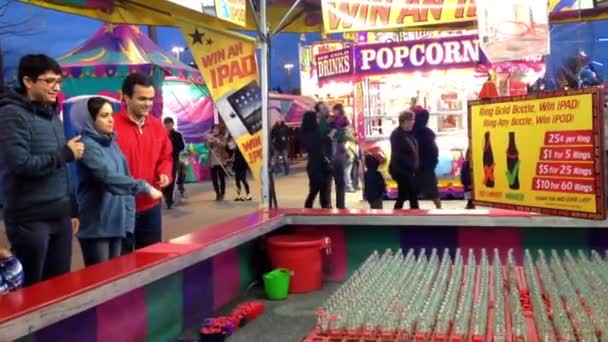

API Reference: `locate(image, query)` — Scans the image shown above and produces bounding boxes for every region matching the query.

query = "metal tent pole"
[259,0,271,208]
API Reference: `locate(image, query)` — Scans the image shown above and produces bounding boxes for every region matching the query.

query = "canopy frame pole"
[270,0,303,38]
[259,0,271,208]
[247,0,263,37]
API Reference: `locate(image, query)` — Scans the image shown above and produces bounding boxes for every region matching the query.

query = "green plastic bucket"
[263,268,291,300]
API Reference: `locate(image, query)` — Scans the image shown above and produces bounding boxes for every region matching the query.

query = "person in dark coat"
[412,107,441,209]
[76,97,162,266]
[162,117,186,209]
[389,110,420,209]
[271,120,290,175]
[228,136,251,201]
[301,111,332,208]
[0,54,83,286]
[364,154,386,209]
[461,148,475,209]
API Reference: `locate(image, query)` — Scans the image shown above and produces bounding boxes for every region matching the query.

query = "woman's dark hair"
[87,97,112,120]
[121,72,154,98]
[301,111,319,133]
[314,101,325,113]
[17,54,62,93]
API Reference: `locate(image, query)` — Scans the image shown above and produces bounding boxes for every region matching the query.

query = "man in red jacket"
[114,73,173,251]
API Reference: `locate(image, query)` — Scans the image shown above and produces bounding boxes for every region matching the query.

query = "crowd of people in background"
[301,101,450,211]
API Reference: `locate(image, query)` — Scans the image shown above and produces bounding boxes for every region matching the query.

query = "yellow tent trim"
[22,0,608,34]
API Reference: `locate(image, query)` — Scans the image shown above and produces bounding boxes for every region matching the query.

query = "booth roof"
[23,0,608,34]
[58,23,204,84]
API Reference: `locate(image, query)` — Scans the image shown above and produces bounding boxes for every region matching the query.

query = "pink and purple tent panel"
[162,78,214,144]
[59,23,202,83]
[269,92,316,126]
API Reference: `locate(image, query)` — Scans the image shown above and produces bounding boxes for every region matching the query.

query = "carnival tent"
[269,92,316,126]
[57,22,213,144]
[57,23,215,182]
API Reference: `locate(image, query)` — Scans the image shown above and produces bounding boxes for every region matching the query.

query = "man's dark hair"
[17,54,62,92]
[163,117,174,124]
[87,97,112,120]
[314,101,325,113]
[121,72,155,98]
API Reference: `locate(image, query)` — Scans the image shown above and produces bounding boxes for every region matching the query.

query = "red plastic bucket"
[266,235,331,293]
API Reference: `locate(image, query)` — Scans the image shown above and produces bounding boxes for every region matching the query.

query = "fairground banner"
[169,0,246,27]
[469,88,606,220]
[316,48,353,84]
[354,34,479,76]
[321,0,595,33]
[179,24,262,182]
[315,35,480,85]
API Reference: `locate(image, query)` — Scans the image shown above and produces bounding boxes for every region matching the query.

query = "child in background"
[461,148,475,209]
[364,154,386,209]
[330,103,351,144]
[0,246,24,295]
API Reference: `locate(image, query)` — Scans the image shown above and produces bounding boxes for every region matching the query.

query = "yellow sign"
[469,89,606,220]
[321,0,594,33]
[215,0,247,27]
[321,0,477,33]
[180,24,263,183]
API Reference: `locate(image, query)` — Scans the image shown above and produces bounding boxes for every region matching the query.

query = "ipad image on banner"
[227,80,262,135]
[216,97,248,137]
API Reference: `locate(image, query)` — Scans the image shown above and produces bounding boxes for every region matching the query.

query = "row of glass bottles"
[316,248,608,341]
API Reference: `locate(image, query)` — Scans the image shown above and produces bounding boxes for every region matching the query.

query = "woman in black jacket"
[301,111,332,208]
[412,108,441,209]
[227,136,251,201]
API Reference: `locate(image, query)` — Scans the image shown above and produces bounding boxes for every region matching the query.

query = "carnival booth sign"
[354,35,480,76]
[316,48,353,85]
[476,0,550,63]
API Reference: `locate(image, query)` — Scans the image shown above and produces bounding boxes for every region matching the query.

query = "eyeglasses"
[36,77,63,87]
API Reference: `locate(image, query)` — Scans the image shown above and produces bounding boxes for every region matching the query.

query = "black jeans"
[305,172,331,209]
[210,165,226,197]
[394,173,420,209]
[351,158,360,190]
[368,199,383,209]
[80,237,122,267]
[163,158,179,207]
[122,205,162,253]
[331,158,346,209]
[5,217,72,286]
[234,168,250,195]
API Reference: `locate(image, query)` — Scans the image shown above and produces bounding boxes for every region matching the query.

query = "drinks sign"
[468,88,606,220]
[316,48,352,83]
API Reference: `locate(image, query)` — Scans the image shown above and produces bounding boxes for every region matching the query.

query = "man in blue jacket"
[0,55,84,286]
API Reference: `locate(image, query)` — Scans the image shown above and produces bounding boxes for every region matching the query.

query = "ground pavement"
[0,161,466,270]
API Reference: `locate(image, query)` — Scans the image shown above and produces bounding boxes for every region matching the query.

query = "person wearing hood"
[0,54,83,286]
[412,107,441,209]
[76,97,162,266]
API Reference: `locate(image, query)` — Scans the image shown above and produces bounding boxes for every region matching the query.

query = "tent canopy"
[23,0,608,34]
[59,23,203,83]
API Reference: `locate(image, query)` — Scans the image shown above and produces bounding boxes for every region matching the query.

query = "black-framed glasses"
[36,77,63,87]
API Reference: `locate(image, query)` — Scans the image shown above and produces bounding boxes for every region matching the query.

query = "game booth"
[2,0,608,341]
[301,31,546,199]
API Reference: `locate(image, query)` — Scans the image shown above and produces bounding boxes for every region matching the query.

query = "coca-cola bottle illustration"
[506,131,520,190]
[483,131,495,188]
